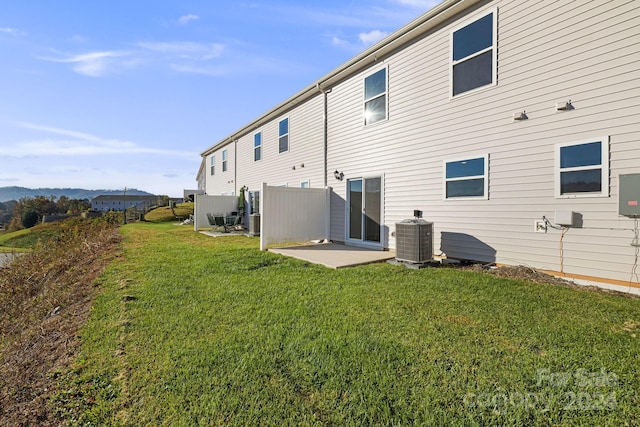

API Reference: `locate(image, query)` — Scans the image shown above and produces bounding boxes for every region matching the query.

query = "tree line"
[0,195,91,231]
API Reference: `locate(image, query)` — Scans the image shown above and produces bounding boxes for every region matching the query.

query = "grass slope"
[59,223,640,426]
[144,202,194,223]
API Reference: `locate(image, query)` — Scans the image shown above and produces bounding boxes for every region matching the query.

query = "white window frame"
[222,149,228,172]
[443,154,489,200]
[300,180,310,188]
[450,8,497,98]
[363,65,389,126]
[555,136,609,198]
[254,131,262,162]
[210,155,215,175]
[278,117,289,154]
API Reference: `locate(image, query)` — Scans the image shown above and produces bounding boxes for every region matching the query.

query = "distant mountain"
[0,186,155,202]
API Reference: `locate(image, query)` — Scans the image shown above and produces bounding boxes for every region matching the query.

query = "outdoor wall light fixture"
[300,163,304,168]
[334,170,344,181]
[292,165,296,170]
[556,100,574,111]
[513,111,528,121]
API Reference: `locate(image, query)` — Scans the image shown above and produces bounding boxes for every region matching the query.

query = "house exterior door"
[347,176,383,248]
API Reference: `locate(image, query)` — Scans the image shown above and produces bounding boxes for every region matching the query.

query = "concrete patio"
[269,242,395,269]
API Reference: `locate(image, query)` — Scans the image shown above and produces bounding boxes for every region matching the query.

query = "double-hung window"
[210,155,215,175]
[364,67,387,125]
[451,10,496,97]
[279,118,289,153]
[222,149,228,172]
[555,137,609,198]
[444,155,489,199]
[254,132,262,161]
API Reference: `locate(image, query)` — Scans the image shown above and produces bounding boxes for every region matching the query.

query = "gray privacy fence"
[259,183,330,250]
[193,194,239,231]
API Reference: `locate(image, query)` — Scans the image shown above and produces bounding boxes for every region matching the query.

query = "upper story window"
[210,155,215,175]
[254,132,262,161]
[555,137,609,198]
[279,118,289,153]
[451,10,496,97]
[222,150,228,172]
[364,67,387,125]
[444,155,489,199]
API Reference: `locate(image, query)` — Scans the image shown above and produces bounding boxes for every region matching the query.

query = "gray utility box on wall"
[619,174,640,217]
[395,219,434,264]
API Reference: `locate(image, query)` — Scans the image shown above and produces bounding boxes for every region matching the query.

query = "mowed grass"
[0,227,36,252]
[144,202,194,223]
[60,222,640,426]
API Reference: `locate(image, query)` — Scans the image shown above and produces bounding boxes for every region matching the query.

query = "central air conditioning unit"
[395,219,433,264]
[249,213,260,236]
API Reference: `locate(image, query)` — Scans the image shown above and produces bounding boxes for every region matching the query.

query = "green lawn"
[0,225,49,253]
[56,222,640,426]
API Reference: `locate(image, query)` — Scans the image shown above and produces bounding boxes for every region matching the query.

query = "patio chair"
[207,213,228,232]
[224,214,242,232]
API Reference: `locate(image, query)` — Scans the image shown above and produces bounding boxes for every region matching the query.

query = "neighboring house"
[183,189,204,202]
[199,0,640,287]
[196,159,206,194]
[91,195,162,212]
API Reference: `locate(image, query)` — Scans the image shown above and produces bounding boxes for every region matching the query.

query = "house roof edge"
[200,0,479,157]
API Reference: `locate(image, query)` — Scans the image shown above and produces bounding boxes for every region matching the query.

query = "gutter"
[200,0,480,157]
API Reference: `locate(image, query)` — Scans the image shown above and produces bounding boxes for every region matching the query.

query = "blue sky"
[0,0,441,197]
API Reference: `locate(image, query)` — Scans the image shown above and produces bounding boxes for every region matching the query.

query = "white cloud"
[331,36,349,47]
[137,41,225,60]
[170,63,227,76]
[178,14,200,25]
[10,122,197,158]
[38,50,137,77]
[359,30,389,46]
[70,34,89,43]
[0,27,21,35]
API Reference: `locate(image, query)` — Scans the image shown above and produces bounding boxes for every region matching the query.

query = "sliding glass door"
[347,176,382,246]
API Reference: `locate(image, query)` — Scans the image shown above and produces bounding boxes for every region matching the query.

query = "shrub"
[21,210,39,228]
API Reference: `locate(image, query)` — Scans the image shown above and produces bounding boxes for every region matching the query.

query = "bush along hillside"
[0,216,122,425]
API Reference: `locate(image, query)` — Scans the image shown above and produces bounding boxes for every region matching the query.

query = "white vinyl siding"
[555,137,609,198]
[327,0,640,283]
[205,145,236,196]
[235,94,324,193]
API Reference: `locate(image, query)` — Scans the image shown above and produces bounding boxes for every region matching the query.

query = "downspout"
[319,84,331,188]
[323,89,328,188]
[234,139,238,196]
[319,84,332,242]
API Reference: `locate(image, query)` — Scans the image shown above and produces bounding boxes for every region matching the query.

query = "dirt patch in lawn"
[462,263,639,299]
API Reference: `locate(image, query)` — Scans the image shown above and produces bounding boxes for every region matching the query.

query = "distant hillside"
[0,186,155,202]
